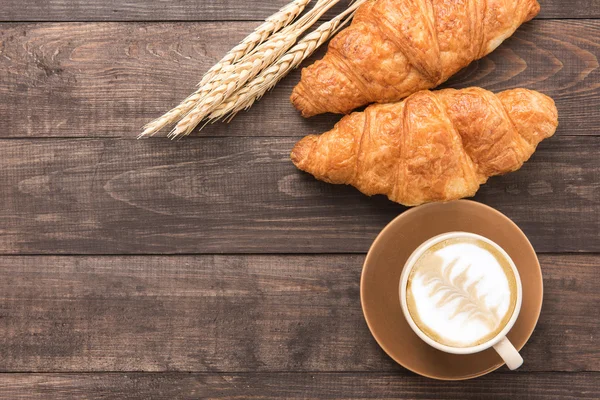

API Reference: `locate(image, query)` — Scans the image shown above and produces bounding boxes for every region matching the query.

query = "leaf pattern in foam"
[418,255,500,331]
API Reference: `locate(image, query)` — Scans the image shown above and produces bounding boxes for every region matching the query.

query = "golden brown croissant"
[291,88,558,206]
[291,0,540,117]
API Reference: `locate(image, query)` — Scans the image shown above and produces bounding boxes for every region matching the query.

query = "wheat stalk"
[198,0,312,87]
[139,0,310,138]
[209,2,363,123]
[197,0,332,95]
[170,0,343,138]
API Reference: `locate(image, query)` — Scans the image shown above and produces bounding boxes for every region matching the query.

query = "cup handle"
[493,336,523,370]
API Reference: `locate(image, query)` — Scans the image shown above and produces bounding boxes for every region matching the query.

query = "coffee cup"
[399,232,523,370]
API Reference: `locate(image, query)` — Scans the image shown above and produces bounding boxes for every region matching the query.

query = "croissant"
[291,0,540,117]
[291,88,558,206]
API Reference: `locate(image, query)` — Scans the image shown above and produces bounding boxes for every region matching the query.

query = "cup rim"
[399,231,523,355]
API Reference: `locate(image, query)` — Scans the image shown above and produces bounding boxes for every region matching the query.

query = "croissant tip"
[529,1,542,21]
[290,86,319,118]
[290,147,302,167]
[290,135,317,169]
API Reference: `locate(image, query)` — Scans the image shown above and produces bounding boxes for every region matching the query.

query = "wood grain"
[0,136,598,254]
[1,20,599,138]
[0,0,597,21]
[1,0,598,395]
[0,254,598,372]
[0,372,598,399]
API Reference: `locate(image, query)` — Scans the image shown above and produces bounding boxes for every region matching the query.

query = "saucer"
[360,200,543,380]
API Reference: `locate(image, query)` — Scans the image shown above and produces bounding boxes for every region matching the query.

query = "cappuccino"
[406,237,517,348]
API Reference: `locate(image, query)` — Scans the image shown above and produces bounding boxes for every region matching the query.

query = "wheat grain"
[195,0,338,100]
[139,0,310,138]
[198,0,311,87]
[209,26,337,121]
[170,0,342,138]
[166,32,296,139]
[209,1,364,122]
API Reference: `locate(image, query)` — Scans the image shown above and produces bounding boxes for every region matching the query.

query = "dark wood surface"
[1,20,600,138]
[0,137,598,254]
[0,373,598,399]
[1,255,598,372]
[0,0,598,21]
[1,0,599,398]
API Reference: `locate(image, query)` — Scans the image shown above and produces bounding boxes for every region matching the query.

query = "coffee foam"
[406,237,517,348]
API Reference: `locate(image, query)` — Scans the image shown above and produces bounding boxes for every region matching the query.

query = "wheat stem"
[209,1,364,122]
[198,0,312,87]
[139,0,310,138]
[170,0,342,138]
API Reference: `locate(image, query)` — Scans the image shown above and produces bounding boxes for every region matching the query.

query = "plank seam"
[0,251,597,255]
[0,17,596,23]
[0,370,596,374]
[0,134,597,140]
[0,367,600,377]
[0,251,596,256]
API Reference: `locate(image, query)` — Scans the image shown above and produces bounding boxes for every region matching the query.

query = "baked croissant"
[291,0,540,117]
[291,88,558,206]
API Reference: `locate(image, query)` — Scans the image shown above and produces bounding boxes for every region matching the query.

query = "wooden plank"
[0,0,597,21]
[0,136,598,254]
[0,254,597,372]
[0,20,599,138]
[0,372,598,399]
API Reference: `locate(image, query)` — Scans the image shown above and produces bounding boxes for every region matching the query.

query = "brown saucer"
[360,200,543,380]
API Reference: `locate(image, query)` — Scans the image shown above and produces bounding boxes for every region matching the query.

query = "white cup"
[399,232,524,370]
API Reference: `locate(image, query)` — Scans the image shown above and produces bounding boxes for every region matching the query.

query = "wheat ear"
[139,0,310,138]
[198,0,312,87]
[209,2,364,122]
[170,0,342,138]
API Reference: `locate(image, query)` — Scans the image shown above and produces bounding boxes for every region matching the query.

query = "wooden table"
[0,1,599,398]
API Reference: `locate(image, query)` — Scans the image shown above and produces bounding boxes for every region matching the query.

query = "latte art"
[406,238,517,348]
